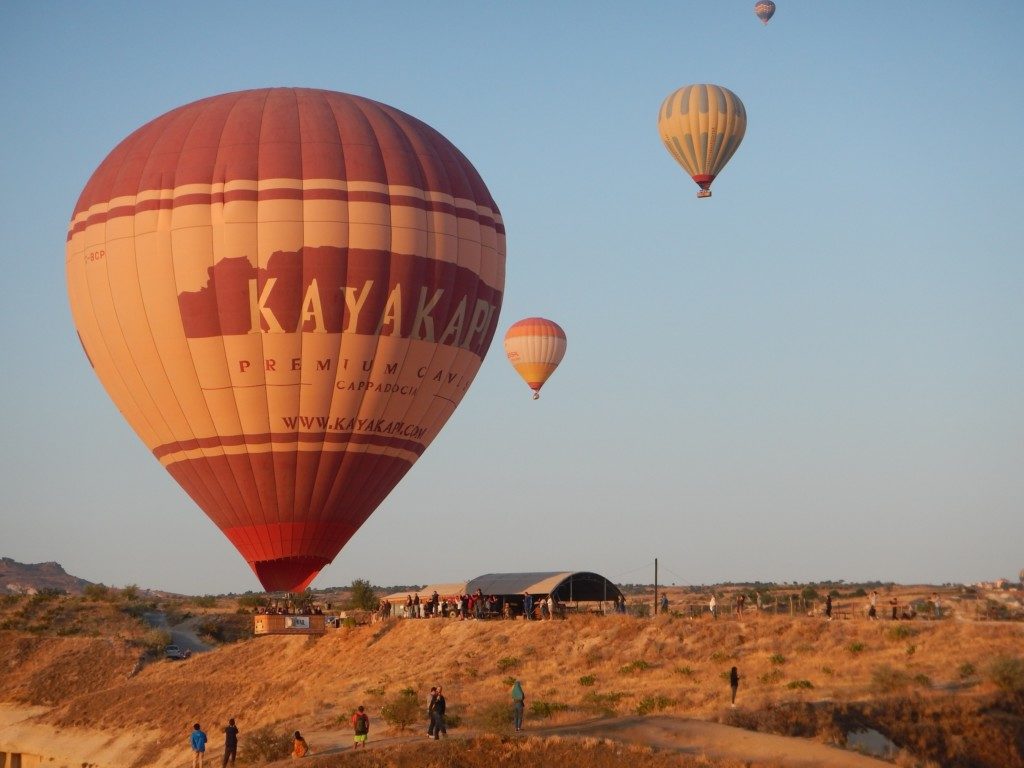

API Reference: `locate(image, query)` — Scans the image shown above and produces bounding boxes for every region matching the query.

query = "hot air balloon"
[658,84,747,199]
[66,88,505,592]
[754,1,776,25]
[503,318,566,399]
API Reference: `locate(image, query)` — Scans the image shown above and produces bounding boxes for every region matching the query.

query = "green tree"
[347,579,378,610]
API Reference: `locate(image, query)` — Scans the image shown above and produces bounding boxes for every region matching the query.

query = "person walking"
[352,705,370,748]
[660,593,669,614]
[729,667,740,707]
[931,592,941,619]
[190,723,208,768]
[511,679,526,732]
[221,718,238,767]
[431,686,447,739]
[426,686,438,738]
[868,590,878,620]
[825,594,833,621]
[709,594,718,619]
[292,731,309,758]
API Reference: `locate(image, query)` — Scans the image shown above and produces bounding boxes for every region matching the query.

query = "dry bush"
[379,688,420,731]
[238,724,292,763]
[987,656,1024,696]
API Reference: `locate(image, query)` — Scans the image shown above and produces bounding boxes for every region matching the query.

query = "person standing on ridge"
[190,723,208,768]
[729,667,740,707]
[431,686,447,739]
[511,679,526,732]
[352,706,370,748]
[222,718,238,767]
[426,686,438,738]
[523,592,533,620]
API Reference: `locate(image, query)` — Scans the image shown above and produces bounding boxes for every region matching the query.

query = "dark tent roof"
[468,572,622,602]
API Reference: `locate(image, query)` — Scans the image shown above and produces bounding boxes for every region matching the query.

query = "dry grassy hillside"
[2,607,1022,767]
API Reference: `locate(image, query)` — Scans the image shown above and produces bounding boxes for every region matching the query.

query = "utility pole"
[654,558,659,616]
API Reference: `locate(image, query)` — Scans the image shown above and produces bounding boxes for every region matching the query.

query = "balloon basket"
[532,392,540,400]
[253,613,328,636]
[696,189,712,199]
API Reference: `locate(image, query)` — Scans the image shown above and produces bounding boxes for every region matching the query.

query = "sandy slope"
[545,716,891,767]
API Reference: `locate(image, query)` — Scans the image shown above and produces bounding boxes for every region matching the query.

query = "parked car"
[165,644,191,660]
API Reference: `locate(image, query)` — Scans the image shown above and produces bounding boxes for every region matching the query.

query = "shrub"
[821,666,834,677]
[582,691,628,715]
[759,669,783,685]
[237,593,270,610]
[578,675,596,686]
[530,701,569,718]
[905,644,917,657]
[801,586,820,601]
[674,666,694,677]
[502,676,517,688]
[786,679,814,690]
[635,696,675,715]
[886,624,916,641]
[380,688,421,731]
[347,579,378,611]
[83,583,111,602]
[238,725,292,763]
[847,641,865,655]
[364,686,385,697]
[619,660,650,674]
[497,656,520,672]
[958,662,976,679]
[193,595,217,608]
[871,664,912,693]
[987,656,1024,695]
[477,700,514,734]
[769,653,786,666]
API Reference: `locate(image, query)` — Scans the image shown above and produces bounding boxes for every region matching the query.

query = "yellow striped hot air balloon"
[658,84,747,198]
[504,318,566,399]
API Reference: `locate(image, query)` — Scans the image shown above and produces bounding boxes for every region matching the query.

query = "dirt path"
[272,714,891,767]
[142,611,211,654]
[544,715,891,767]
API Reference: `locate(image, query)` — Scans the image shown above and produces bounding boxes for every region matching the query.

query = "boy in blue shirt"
[190,723,208,767]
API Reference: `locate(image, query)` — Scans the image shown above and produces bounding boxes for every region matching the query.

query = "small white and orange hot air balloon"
[503,318,566,399]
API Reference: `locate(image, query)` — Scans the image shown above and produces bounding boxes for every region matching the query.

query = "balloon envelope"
[657,84,747,198]
[67,88,505,591]
[503,318,566,398]
[755,1,776,25]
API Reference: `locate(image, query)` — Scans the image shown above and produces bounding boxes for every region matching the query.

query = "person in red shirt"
[352,706,369,748]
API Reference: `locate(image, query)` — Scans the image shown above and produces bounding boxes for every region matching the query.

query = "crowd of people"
[374,588,573,622]
[185,681,531,763]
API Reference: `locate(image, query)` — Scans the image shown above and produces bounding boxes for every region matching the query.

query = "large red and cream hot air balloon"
[503,318,566,399]
[658,84,747,199]
[67,88,505,592]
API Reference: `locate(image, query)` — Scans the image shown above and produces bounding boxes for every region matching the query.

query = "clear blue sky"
[1,1,1021,594]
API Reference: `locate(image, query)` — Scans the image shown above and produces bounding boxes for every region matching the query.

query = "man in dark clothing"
[825,594,833,621]
[431,686,447,739]
[222,718,238,767]
[426,686,438,737]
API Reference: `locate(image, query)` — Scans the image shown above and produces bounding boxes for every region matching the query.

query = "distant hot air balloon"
[754,1,776,25]
[658,84,747,199]
[67,88,506,592]
[504,318,566,399]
